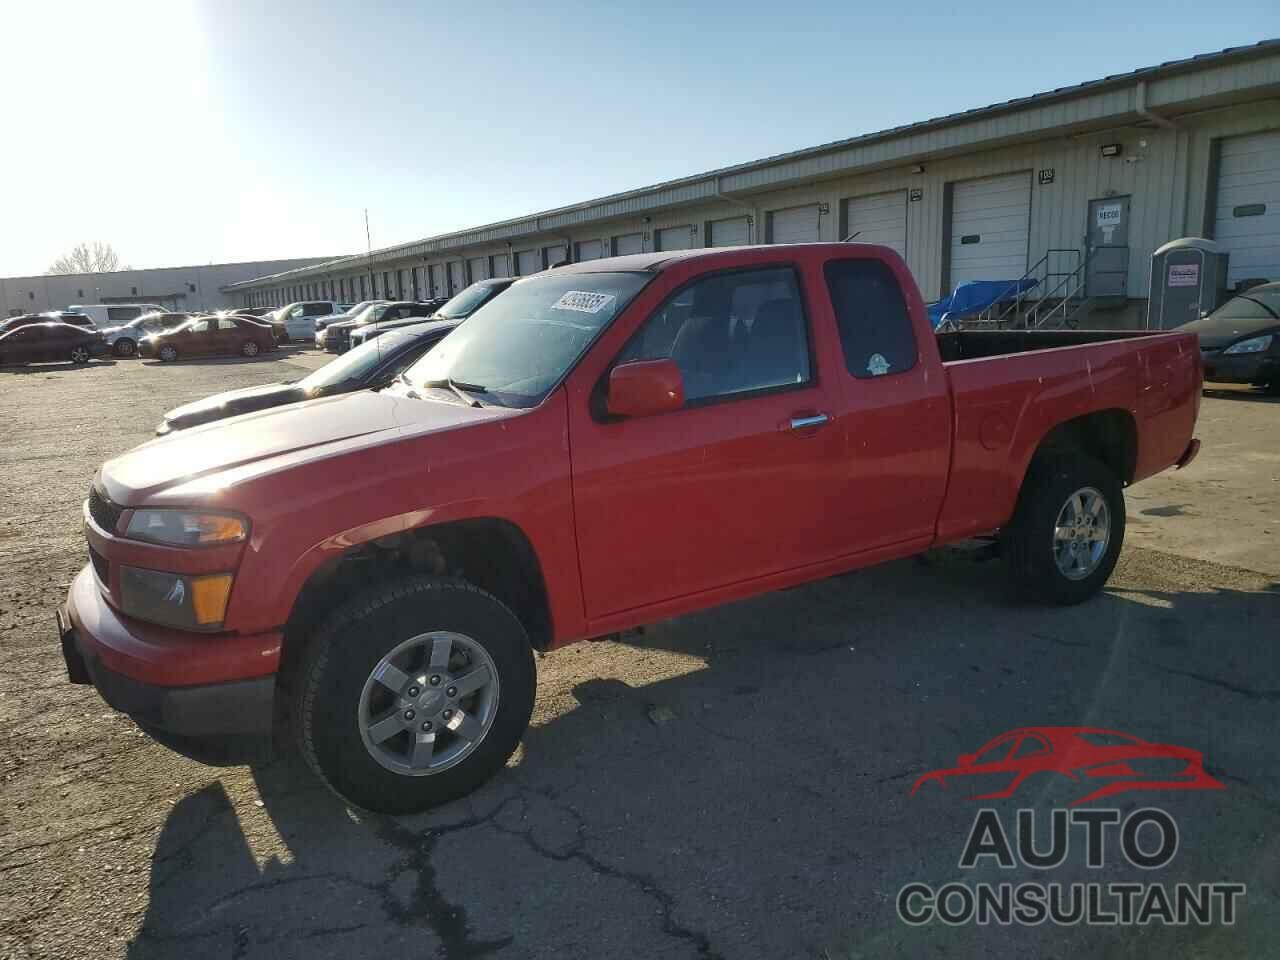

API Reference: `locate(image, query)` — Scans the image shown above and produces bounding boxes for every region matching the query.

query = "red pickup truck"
[58,243,1201,812]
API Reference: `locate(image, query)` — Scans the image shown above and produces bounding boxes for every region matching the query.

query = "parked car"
[348,297,451,348]
[347,284,507,348]
[0,311,95,335]
[278,301,352,342]
[1178,281,1280,394]
[313,300,385,336]
[67,304,166,328]
[155,319,460,434]
[321,301,439,354]
[58,243,1201,813]
[0,322,110,366]
[99,312,195,357]
[138,314,278,361]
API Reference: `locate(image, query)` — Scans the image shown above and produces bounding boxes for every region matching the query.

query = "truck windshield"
[404,271,651,408]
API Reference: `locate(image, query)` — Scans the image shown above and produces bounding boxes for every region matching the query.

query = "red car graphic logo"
[910,727,1225,806]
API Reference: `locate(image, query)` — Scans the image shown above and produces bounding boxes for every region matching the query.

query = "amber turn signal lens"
[191,574,234,626]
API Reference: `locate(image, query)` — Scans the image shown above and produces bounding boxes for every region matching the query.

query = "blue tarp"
[927,278,1040,328]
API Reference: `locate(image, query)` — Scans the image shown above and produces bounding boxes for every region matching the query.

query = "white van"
[67,303,166,328]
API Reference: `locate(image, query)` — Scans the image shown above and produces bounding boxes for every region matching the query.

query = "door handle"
[787,413,830,431]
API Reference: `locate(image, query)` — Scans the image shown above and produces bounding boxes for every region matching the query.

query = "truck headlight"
[1223,335,1273,355]
[125,509,248,547]
[118,566,234,629]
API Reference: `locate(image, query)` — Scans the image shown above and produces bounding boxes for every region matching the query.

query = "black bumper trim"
[59,614,276,764]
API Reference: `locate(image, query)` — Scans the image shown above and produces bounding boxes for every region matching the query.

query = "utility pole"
[365,209,375,298]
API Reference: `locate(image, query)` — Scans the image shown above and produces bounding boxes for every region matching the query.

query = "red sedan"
[139,315,277,362]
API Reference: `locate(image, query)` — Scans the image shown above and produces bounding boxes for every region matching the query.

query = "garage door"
[613,233,644,256]
[844,191,906,257]
[769,204,821,244]
[948,172,1031,288]
[655,225,695,251]
[466,257,488,283]
[1213,130,1280,285]
[516,249,541,276]
[544,244,568,267]
[709,216,750,247]
[575,239,605,261]
[448,261,464,293]
[491,255,511,278]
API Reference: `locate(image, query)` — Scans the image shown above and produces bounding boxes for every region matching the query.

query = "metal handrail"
[1030,249,1093,328]
[980,248,1082,327]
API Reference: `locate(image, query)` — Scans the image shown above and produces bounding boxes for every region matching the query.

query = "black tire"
[242,340,260,357]
[114,338,136,357]
[1262,380,1280,397]
[69,346,91,365]
[293,577,536,814]
[1000,453,1125,605]
[158,344,179,362]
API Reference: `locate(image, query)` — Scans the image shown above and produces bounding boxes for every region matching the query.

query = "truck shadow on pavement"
[123,549,1280,959]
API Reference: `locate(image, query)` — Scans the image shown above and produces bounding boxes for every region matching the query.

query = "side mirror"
[606,359,685,418]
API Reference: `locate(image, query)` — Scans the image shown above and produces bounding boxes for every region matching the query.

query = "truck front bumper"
[59,564,280,765]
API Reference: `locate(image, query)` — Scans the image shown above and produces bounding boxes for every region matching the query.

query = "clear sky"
[1,1,1276,276]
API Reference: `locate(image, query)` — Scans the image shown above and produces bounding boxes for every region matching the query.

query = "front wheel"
[294,578,536,813]
[1000,453,1125,605]
[114,338,136,357]
[69,346,91,364]
[158,344,179,362]
[242,340,260,357]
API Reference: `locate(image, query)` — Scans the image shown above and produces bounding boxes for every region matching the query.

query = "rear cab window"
[824,258,917,379]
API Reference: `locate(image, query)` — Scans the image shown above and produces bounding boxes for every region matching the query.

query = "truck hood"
[99,388,509,505]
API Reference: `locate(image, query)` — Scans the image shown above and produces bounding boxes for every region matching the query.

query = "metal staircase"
[949,248,1096,329]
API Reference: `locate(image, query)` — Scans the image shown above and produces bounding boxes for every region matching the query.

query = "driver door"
[568,264,849,620]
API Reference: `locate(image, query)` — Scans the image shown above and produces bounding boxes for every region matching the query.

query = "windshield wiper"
[422,377,487,407]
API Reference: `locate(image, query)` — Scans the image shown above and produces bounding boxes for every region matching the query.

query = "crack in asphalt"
[371,796,518,959]
[491,791,724,960]
[1147,662,1280,702]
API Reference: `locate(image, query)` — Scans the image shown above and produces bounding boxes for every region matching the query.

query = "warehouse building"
[2,256,338,317]
[226,41,1280,326]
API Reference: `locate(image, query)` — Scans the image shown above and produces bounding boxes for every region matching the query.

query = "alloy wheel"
[357,631,501,776]
[1053,486,1110,580]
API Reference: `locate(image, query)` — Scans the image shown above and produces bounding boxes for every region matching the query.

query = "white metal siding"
[613,233,644,256]
[769,204,821,243]
[575,239,605,261]
[467,257,488,282]
[948,172,1031,287]
[655,225,695,251]
[448,261,464,293]
[491,255,511,278]
[844,191,907,257]
[709,216,750,247]
[427,265,442,296]
[516,249,541,275]
[1213,130,1280,284]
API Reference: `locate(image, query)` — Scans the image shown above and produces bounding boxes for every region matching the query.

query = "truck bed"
[935,328,1163,363]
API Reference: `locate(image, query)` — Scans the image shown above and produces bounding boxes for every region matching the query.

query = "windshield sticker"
[551,291,616,315]
[867,353,890,376]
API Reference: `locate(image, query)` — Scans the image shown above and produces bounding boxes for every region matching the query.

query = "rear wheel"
[158,344,179,362]
[69,346,91,365]
[294,578,536,813]
[114,338,136,357]
[1001,453,1125,605]
[242,340,261,357]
